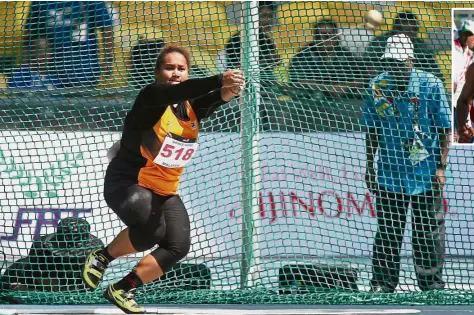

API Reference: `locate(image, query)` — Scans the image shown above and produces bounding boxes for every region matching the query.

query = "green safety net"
[0,0,472,306]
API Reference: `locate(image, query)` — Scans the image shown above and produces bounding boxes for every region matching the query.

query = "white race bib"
[153,134,199,168]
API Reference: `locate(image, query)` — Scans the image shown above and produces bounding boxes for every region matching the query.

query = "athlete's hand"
[457,125,474,143]
[221,87,238,101]
[222,69,245,89]
[228,83,245,96]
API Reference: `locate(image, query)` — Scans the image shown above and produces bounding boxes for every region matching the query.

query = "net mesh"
[0,0,472,306]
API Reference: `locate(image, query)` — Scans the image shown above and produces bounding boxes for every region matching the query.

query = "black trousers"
[371,188,446,291]
[104,184,191,273]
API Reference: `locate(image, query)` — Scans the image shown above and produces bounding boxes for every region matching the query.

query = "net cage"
[0,0,472,306]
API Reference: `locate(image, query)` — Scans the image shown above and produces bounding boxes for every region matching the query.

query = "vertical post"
[239,1,262,289]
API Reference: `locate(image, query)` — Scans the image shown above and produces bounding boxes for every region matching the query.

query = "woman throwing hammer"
[82,45,245,314]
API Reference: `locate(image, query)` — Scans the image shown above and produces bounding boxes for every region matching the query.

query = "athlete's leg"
[83,184,163,290]
[103,228,136,259]
[115,194,190,286]
[138,194,191,282]
[104,194,189,314]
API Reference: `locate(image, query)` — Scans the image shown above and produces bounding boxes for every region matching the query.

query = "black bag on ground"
[150,263,211,291]
[278,264,359,294]
[1,257,34,290]
[1,217,103,292]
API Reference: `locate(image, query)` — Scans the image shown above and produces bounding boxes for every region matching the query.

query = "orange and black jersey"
[105,74,227,196]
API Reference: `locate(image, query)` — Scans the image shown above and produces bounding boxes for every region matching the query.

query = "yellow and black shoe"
[81,248,109,290]
[103,284,145,314]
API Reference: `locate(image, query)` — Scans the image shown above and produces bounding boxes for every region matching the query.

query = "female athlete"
[82,45,245,314]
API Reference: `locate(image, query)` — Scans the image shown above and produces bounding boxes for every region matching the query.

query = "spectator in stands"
[289,18,365,100]
[23,1,114,88]
[361,34,450,293]
[365,11,442,79]
[130,37,165,89]
[225,1,280,83]
[453,20,474,143]
[8,36,60,89]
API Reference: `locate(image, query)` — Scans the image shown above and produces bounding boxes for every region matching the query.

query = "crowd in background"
[3,1,444,97]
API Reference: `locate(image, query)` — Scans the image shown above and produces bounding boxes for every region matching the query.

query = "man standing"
[361,34,451,293]
[453,20,474,143]
[23,1,114,88]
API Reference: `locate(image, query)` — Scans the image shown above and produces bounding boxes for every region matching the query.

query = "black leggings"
[104,185,191,273]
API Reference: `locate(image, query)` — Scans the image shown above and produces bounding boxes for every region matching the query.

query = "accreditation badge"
[403,132,430,166]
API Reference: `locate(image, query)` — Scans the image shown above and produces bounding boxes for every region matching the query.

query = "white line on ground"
[0,306,422,315]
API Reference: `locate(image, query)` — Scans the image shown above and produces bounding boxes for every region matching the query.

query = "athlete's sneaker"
[103,284,145,314]
[81,248,109,290]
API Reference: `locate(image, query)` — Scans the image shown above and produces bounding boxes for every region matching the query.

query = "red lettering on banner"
[229,190,452,223]
[443,198,452,215]
[290,191,315,217]
[317,190,344,217]
[280,191,287,217]
[229,202,239,218]
[268,191,277,223]
[260,164,367,185]
[346,192,375,218]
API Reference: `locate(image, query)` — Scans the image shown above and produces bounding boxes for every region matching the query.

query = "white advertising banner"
[0,131,472,259]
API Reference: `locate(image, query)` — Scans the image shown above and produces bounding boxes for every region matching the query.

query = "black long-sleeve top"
[104,74,227,195]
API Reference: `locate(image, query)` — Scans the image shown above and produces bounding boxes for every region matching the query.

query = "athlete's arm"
[140,74,223,108]
[457,64,474,133]
[191,89,226,121]
[191,71,244,120]
[191,86,241,121]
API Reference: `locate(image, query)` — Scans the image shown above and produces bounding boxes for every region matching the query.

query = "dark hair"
[155,45,192,71]
[313,18,339,31]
